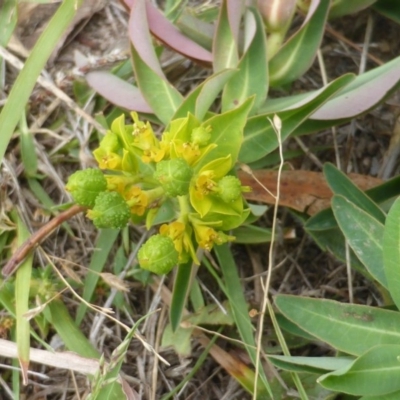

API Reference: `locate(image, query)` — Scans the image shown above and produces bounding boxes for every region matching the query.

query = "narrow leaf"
[222,8,268,114]
[240,74,354,163]
[0,0,83,162]
[383,197,400,310]
[269,0,330,87]
[170,260,195,331]
[213,0,239,72]
[129,0,183,124]
[75,229,120,325]
[319,345,400,396]
[173,69,237,120]
[268,355,353,375]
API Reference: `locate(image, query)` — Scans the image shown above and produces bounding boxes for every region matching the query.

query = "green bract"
[65,168,107,208]
[87,191,131,229]
[138,234,179,274]
[154,158,193,197]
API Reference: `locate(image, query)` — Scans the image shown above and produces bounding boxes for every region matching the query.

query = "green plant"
[272,166,400,398]
[3,0,400,398]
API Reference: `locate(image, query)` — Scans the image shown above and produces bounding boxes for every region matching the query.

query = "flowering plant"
[66,102,252,274]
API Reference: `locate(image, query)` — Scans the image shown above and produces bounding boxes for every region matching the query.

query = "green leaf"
[212,0,239,72]
[0,0,17,47]
[324,163,385,224]
[214,244,273,397]
[162,323,193,356]
[383,197,400,310]
[374,0,400,24]
[268,355,353,375]
[329,0,378,18]
[45,300,98,359]
[0,0,83,162]
[129,0,183,124]
[15,214,33,381]
[232,225,272,244]
[361,390,400,400]
[239,74,354,163]
[275,295,400,356]
[197,97,254,169]
[173,69,237,121]
[221,7,268,114]
[170,259,195,331]
[332,195,386,287]
[75,229,120,325]
[318,345,400,396]
[262,55,400,129]
[269,0,330,87]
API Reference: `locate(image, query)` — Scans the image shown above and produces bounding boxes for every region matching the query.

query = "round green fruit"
[138,234,178,274]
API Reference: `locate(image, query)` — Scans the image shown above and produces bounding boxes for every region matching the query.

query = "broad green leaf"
[269,0,330,87]
[221,8,268,114]
[214,244,273,397]
[328,0,378,18]
[212,0,239,72]
[311,55,400,121]
[0,0,83,162]
[170,259,195,331]
[374,0,400,24]
[361,390,400,400]
[239,74,354,163]
[75,229,120,325]
[324,163,385,224]
[262,55,400,126]
[332,195,386,287]
[268,355,353,375]
[197,97,254,169]
[383,197,400,310]
[319,345,400,396]
[275,295,400,356]
[129,0,183,124]
[173,69,237,121]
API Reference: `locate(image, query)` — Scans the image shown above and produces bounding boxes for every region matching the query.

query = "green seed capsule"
[138,234,178,274]
[87,191,131,229]
[154,158,193,197]
[66,168,107,208]
[217,175,242,203]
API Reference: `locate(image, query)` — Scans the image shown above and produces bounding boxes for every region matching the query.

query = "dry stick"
[253,115,284,400]
[0,46,107,134]
[2,204,86,277]
[325,24,383,66]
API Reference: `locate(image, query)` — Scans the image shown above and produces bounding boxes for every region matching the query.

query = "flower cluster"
[66,112,250,274]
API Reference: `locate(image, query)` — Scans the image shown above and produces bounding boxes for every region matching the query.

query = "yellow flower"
[193,170,217,200]
[124,186,149,216]
[160,221,198,264]
[192,222,235,251]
